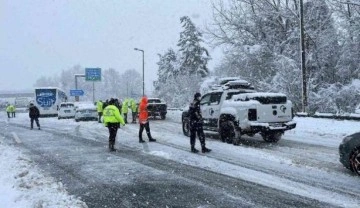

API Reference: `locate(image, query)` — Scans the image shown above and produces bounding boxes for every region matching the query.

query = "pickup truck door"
[200,94,211,128]
[208,92,223,130]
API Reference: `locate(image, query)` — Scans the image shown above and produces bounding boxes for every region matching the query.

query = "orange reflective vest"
[138,97,148,124]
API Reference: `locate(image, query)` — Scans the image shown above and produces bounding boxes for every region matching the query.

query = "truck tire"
[261,131,282,143]
[182,119,190,137]
[350,147,360,175]
[220,120,240,145]
[161,113,166,120]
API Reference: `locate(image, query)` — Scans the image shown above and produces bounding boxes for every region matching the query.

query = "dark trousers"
[7,112,10,118]
[30,117,40,128]
[139,122,152,140]
[123,113,128,123]
[132,112,137,123]
[107,123,119,145]
[190,121,206,147]
[98,112,103,123]
[12,112,15,117]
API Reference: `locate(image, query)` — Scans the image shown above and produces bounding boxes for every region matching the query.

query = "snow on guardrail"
[296,112,360,121]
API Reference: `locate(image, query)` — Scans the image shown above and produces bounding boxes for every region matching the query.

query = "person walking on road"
[103,98,125,152]
[189,92,211,153]
[138,96,156,143]
[29,103,41,130]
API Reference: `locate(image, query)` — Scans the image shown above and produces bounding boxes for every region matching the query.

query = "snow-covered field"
[1,110,360,207]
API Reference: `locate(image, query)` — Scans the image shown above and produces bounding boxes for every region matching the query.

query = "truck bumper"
[248,121,296,132]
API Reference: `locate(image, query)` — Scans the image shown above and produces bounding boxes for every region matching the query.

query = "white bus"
[34,87,68,117]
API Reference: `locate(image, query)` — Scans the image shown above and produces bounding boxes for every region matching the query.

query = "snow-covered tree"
[118,69,142,99]
[208,0,360,113]
[177,16,210,77]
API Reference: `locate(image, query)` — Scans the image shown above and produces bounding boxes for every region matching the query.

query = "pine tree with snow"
[177,16,210,77]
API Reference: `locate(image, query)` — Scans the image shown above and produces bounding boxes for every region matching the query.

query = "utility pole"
[134,48,145,96]
[300,0,307,112]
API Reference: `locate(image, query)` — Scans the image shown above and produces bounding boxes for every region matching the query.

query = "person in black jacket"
[189,92,211,153]
[29,103,41,130]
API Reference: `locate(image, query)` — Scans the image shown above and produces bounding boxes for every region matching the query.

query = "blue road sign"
[85,68,101,81]
[70,89,84,96]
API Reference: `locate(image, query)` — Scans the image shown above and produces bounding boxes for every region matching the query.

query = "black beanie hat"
[194,92,201,99]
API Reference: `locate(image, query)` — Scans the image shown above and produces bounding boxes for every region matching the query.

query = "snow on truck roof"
[218,77,242,85]
[209,78,254,92]
[232,92,286,101]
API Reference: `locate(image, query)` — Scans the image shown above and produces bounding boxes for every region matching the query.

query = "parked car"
[147,98,167,119]
[339,132,360,175]
[74,102,98,122]
[58,102,76,119]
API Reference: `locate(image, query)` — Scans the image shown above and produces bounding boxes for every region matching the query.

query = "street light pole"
[134,48,145,97]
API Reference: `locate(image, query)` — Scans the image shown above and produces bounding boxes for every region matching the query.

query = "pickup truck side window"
[209,92,223,105]
[200,94,211,105]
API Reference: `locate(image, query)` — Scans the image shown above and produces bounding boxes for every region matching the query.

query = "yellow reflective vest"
[96,101,103,113]
[121,99,129,113]
[103,105,125,126]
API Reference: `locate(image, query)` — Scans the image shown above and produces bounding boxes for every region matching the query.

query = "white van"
[58,102,76,119]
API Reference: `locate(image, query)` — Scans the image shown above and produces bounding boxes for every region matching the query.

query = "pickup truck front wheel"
[261,131,282,143]
[220,120,240,145]
[182,119,190,137]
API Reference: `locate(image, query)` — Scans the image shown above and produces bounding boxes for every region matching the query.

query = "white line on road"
[11,132,22,144]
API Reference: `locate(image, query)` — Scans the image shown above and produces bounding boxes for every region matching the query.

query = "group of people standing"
[97,96,156,152]
[97,92,211,154]
[14,93,211,154]
[5,104,16,118]
[4,102,41,129]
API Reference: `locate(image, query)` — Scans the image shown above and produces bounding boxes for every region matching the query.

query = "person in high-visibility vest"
[138,96,156,143]
[10,104,16,118]
[121,98,129,124]
[129,98,138,123]
[103,98,125,151]
[5,104,11,118]
[96,100,103,123]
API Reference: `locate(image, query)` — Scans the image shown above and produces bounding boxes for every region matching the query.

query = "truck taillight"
[248,109,257,121]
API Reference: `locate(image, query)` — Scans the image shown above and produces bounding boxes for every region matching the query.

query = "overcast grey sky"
[0,0,221,92]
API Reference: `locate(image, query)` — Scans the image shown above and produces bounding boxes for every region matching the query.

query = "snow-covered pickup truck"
[147,98,167,120]
[182,80,296,144]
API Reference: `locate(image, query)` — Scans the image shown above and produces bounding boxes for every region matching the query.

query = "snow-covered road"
[2,111,360,207]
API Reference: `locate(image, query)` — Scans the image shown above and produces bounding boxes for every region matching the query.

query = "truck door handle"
[209,109,214,115]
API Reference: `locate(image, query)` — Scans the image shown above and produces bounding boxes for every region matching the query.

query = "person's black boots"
[191,146,199,153]
[109,142,116,151]
[148,133,156,142]
[139,138,145,143]
[201,146,211,153]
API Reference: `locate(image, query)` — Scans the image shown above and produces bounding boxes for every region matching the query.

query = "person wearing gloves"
[103,98,125,152]
[189,92,211,153]
[138,96,156,143]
